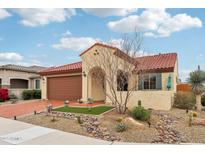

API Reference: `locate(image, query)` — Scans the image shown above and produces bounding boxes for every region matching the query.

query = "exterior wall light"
[82,71,86,77]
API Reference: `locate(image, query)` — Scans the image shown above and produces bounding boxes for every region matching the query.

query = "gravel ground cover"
[18,108,205,143]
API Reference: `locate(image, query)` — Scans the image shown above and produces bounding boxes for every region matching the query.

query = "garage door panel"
[47,75,82,101]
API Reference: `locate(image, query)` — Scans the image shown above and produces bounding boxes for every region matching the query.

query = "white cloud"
[0,9,11,19]
[12,9,76,27]
[195,53,205,61]
[36,43,44,47]
[52,36,99,51]
[0,52,23,61]
[107,9,202,37]
[0,52,50,66]
[82,8,137,17]
[62,30,72,37]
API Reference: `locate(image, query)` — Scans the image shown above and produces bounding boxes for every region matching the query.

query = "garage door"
[47,75,82,101]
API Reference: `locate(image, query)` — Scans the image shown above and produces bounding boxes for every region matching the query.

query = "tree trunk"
[196,95,202,111]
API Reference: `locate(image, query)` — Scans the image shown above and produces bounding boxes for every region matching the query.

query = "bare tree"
[83,33,143,114]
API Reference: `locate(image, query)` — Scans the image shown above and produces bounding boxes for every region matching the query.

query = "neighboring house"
[40,43,178,110]
[0,64,46,98]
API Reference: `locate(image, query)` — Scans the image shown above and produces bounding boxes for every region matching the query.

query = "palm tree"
[188,66,205,110]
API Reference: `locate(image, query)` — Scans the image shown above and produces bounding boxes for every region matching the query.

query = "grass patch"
[53,106,114,115]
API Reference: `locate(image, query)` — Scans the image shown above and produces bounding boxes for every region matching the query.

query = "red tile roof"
[40,44,177,75]
[40,61,82,75]
[135,53,177,73]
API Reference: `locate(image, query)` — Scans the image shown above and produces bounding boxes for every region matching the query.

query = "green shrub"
[0,98,4,102]
[22,90,41,100]
[22,90,33,100]
[174,92,195,110]
[33,90,41,99]
[132,106,151,121]
[116,123,127,132]
[202,95,205,106]
[9,93,18,99]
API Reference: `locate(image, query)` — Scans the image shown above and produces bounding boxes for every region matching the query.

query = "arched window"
[117,70,128,91]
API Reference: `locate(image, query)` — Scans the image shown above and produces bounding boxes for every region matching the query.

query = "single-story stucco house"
[40,43,178,110]
[0,64,46,98]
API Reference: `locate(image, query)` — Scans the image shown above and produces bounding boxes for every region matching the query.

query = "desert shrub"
[116,117,123,123]
[87,97,94,104]
[174,92,195,110]
[9,93,18,99]
[33,90,41,99]
[138,100,142,106]
[115,123,127,132]
[77,116,83,124]
[132,106,151,121]
[192,112,198,117]
[202,95,205,106]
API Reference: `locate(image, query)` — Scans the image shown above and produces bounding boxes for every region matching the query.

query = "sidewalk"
[0,117,116,145]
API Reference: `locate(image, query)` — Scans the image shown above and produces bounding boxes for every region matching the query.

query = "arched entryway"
[88,67,106,101]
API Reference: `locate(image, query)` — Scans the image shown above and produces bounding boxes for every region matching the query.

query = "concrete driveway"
[0,117,113,145]
[0,100,64,118]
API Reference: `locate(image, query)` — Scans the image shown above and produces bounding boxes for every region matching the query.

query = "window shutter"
[156,73,162,90]
[138,75,144,90]
[138,74,142,90]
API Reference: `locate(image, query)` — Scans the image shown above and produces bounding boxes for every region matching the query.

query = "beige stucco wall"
[121,91,173,110]
[81,44,178,110]
[0,69,41,98]
[89,75,105,101]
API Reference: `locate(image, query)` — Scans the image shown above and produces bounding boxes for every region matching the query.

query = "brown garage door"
[47,75,82,101]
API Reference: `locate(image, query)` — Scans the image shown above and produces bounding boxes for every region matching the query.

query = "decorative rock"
[152,113,186,144]
[122,117,145,130]
[47,111,121,142]
[192,118,205,126]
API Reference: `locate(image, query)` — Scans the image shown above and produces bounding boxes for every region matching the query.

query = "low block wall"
[106,91,174,111]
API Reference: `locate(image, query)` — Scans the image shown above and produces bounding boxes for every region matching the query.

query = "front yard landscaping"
[53,106,114,115]
[18,108,205,143]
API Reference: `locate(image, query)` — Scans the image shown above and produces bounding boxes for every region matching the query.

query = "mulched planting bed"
[53,106,114,115]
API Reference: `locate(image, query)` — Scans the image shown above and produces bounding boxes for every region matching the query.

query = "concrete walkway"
[0,117,121,145]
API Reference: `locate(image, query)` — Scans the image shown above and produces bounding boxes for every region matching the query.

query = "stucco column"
[41,76,47,100]
[82,71,88,102]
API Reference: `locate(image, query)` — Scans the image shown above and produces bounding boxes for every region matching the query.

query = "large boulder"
[122,117,145,130]
[192,118,205,126]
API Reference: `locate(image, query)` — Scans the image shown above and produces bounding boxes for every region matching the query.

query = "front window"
[138,73,161,90]
[150,74,157,89]
[35,79,40,89]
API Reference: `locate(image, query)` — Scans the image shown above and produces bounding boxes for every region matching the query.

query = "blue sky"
[0,8,204,81]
